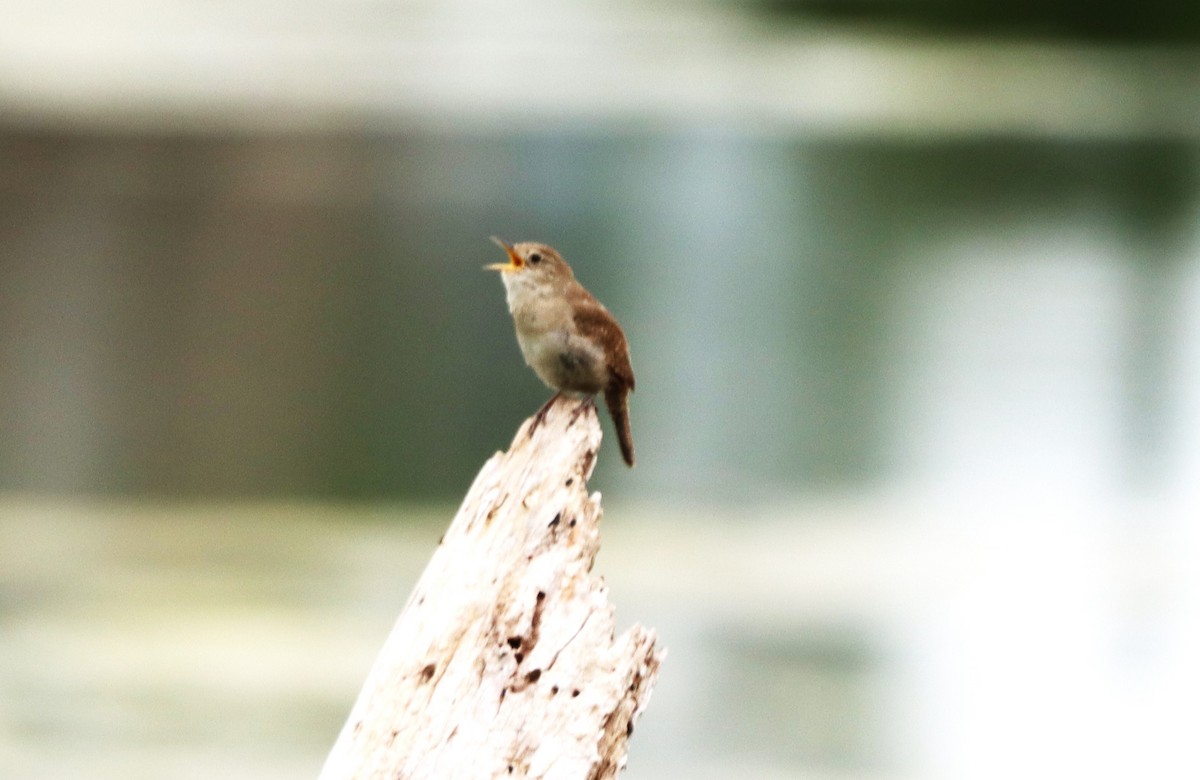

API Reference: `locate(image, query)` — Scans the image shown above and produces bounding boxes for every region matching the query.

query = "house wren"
[486,237,636,467]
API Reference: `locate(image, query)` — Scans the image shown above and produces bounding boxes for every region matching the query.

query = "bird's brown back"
[569,289,634,392]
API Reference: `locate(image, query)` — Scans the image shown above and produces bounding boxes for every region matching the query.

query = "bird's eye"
[528,252,542,265]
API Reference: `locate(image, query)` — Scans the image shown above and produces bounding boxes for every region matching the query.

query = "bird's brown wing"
[573,301,635,392]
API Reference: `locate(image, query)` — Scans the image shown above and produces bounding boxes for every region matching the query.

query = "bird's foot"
[568,396,596,426]
[529,393,562,436]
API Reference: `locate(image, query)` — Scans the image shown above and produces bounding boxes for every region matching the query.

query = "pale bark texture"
[319,398,663,780]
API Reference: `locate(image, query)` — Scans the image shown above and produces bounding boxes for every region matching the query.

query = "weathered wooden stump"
[320,397,662,780]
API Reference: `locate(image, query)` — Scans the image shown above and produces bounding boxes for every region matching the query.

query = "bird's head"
[486,237,574,290]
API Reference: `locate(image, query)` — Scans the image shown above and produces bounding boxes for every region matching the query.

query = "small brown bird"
[486,237,636,467]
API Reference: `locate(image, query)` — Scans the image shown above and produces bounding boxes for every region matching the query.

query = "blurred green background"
[2,1,1199,779]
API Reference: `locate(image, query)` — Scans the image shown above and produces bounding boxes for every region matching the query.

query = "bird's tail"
[604,385,635,467]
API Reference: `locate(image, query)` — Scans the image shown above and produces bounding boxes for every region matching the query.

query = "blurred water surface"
[3,131,1198,502]
[2,495,1196,779]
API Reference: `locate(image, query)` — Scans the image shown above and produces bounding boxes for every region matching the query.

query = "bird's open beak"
[485,236,523,272]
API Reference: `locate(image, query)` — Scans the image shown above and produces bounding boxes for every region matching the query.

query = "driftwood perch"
[320,398,663,780]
